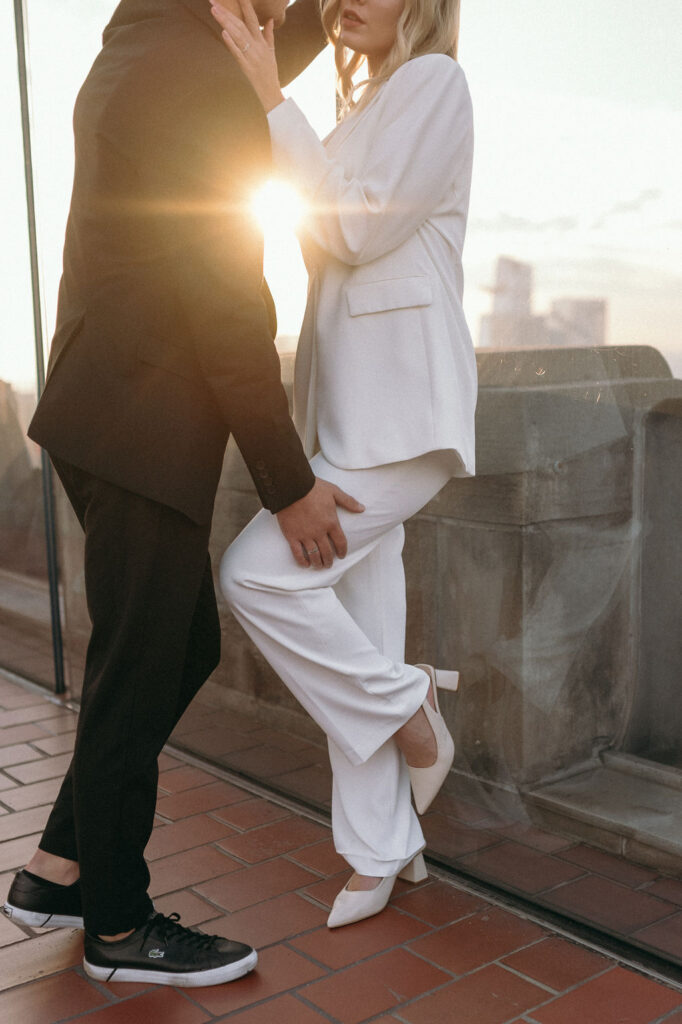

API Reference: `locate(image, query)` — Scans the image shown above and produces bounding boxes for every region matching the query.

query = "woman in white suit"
[213,0,476,927]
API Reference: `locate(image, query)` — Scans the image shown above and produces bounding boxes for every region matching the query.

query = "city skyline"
[2,0,680,391]
[478,255,607,351]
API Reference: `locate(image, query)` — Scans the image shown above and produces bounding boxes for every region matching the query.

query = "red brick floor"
[173,684,682,972]
[1,672,682,1023]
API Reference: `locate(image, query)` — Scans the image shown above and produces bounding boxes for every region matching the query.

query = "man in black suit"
[3,0,359,987]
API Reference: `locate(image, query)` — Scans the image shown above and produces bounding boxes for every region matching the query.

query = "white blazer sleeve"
[266,54,473,266]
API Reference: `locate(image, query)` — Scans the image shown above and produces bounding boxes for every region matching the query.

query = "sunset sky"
[1,0,680,391]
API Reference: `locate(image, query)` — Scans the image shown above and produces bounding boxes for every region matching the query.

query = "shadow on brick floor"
[1,670,682,1024]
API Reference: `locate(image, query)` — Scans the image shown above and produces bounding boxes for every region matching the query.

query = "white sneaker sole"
[83,948,258,986]
[3,903,84,929]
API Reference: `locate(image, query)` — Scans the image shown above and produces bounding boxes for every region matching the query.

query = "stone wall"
[56,345,682,789]
[625,396,682,767]
[412,346,682,789]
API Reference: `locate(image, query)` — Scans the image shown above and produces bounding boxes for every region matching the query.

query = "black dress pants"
[39,458,221,935]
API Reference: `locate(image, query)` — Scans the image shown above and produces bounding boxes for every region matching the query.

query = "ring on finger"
[306,545,320,556]
[240,41,251,53]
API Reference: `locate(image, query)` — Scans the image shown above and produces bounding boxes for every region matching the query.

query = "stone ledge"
[525,754,682,877]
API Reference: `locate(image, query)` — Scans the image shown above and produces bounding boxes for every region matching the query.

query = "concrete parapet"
[54,345,682,809]
[406,345,682,796]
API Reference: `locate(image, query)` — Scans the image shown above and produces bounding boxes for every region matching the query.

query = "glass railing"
[4,0,681,971]
[0,1,53,687]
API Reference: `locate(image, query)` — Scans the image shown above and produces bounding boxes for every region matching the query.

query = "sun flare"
[251,179,306,235]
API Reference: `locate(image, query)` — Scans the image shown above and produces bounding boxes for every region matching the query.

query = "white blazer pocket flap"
[346,276,432,316]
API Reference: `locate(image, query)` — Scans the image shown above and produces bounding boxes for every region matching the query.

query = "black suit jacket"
[28,0,326,524]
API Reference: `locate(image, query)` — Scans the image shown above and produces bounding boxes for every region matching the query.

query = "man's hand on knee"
[276,478,364,569]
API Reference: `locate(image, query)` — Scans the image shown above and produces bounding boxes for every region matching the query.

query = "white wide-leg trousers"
[220,449,453,875]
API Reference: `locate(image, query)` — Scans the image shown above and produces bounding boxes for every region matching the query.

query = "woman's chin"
[339,27,362,52]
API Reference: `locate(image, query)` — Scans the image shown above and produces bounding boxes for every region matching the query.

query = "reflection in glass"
[13,0,681,970]
[0,2,52,686]
[13,2,121,693]
[409,346,682,967]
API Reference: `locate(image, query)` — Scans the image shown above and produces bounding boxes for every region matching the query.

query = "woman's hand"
[210,1,285,112]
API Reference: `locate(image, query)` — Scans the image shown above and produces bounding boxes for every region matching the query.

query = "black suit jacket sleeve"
[150,62,315,513]
[275,0,328,86]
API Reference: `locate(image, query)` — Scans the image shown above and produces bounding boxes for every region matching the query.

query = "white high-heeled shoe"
[407,664,459,814]
[327,851,428,929]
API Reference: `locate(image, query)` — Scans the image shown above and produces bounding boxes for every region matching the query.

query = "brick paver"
[1,671,681,1023]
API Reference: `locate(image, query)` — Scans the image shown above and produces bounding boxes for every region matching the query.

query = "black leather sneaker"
[83,911,257,986]
[3,870,83,929]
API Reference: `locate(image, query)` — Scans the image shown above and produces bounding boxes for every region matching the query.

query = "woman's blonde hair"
[321,0,461,114]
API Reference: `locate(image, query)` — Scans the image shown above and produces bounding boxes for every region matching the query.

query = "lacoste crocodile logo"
[148,948,165,959]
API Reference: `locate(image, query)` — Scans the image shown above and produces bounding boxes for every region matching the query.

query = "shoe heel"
[3,904,61,929]
[416,665,459,716]
[434,669,459,692]
[398,853,428,884]
[83,958,118,983]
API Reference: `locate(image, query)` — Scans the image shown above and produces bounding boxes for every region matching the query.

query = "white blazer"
[267,53,477,475]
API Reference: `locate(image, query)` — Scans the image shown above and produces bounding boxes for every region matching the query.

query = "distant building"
[547,298,607,348]
[479,312,547,350]
[479,256,546,349]
[488,256,533,316]
[479,256,607,350]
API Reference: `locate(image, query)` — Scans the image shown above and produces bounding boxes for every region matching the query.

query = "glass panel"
[25,0,337,704]
[0,3,53,686]
[20,1,120,692]
[28,0,681,968]
[459,1,682,378]
[412,3,682,964]
[178,3,682,967]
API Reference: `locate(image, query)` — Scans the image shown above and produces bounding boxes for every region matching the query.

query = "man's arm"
[274,0,327,87]
[163,84,315,511]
